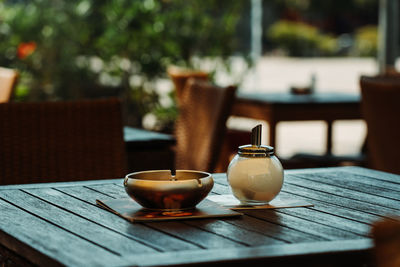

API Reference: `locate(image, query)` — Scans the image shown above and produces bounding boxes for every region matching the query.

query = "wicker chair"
[360,75,400,174]
[0,67,19,103]
[371,217,400,267]
[175,78,237,173]
[0,98,126,185]
[167,66,209,103]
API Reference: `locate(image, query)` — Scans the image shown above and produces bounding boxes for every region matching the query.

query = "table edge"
[126,238,373,266]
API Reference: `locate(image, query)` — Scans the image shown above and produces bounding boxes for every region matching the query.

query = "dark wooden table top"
[123,126,175,149]
[236,92,360,105]
[1,166,399,266]
[232,91,361,122]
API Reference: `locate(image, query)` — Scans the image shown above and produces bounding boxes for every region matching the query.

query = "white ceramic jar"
[227,125,284,205]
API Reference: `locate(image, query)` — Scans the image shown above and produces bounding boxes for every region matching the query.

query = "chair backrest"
[0,98,126,185]
[371,217,400,267]
[174,78,237,172]
[167,66,209,102]
[0,67,19,103]
[360,75,400,174]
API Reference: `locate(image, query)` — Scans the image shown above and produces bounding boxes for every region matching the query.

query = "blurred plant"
[0,0,248,129]
[267,20,337,56]
[353,25,377,57]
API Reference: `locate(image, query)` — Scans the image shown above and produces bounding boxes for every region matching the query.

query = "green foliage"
[267,20,337,57]
[0,0,247,128]
[353,25,377,57]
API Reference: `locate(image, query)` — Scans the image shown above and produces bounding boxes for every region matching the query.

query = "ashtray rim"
[124,169,212,183]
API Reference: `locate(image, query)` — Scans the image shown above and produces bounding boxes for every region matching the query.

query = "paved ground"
[226,57,378,158]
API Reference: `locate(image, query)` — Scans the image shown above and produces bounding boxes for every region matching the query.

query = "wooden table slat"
[84,184,260,247]
[54,186,205,251]
[0,190,155,255]
[210,183,362,241]
[299,169,400,190]
[241,209,363,241]
[85,183,130,199]
[292,172,400,200]
[212,178,372,237]
[213,176,384,226]
[285,175,400,211]
[143,221,244,249]
[0,198,127,266]
[183,219,285,246]
[282,182,399,219]
[278,191,383,225]
[25,187,198,252]
[0,178,120,190]
[344,166,400,184]
[275,205,371,237]
[64,184,248,249]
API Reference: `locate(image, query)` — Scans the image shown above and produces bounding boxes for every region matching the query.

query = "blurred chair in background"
[0,67,19,103]
[360,75,400,174]
[0,98,126,185]
[371,217,400,267]
[174,78,237,173]
[215,128,251,172]
[167,66,209,103]
[167,66,250,172]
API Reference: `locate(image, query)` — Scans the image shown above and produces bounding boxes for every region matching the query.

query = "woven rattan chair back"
[0,98,126,185]
[167,66,209,103]
[175,78,236,172]
[360,75,400,174]
[0,67,19,103]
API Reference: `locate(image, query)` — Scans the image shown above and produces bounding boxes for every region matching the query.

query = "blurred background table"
[232,92,361,156]
[123,127,175,172]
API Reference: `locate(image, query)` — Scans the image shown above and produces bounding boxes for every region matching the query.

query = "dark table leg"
[269,121,277,149]
[326,120,333,155]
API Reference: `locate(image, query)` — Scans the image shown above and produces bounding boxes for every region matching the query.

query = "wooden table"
[232,92,361,154]
[124,127,175,149]
[123,127,176,172]
[1,166,399,266]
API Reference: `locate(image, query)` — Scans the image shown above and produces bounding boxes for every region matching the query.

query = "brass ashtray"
[124,170,214,211]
